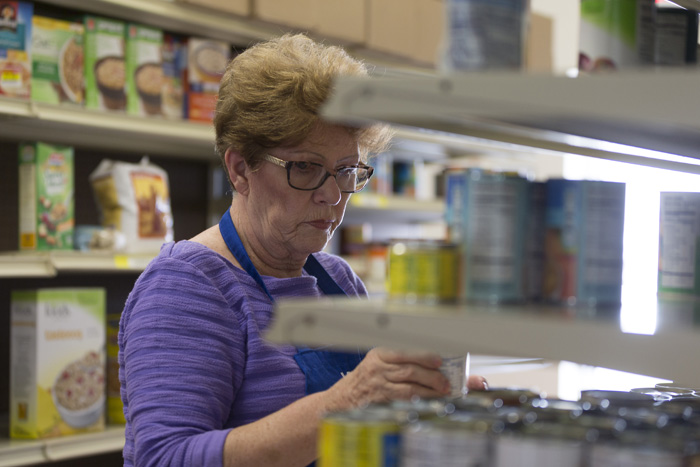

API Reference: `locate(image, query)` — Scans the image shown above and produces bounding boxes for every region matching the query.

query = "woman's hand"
[324,348,488,412]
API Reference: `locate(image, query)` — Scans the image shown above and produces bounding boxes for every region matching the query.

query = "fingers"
[467,374,489,391]
[369,347,443,369]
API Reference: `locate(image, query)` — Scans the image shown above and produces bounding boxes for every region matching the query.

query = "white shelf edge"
[321,70,700,176]
[0,98,216,160]
[0,252,156,276]
[0,426,124,467]
[349,193,444,213]
[267,297,700,386]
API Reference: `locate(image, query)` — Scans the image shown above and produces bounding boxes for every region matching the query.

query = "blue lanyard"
[218,209,347,300]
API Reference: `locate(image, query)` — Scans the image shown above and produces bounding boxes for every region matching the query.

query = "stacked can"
[445,168,529,303]
[318,387,700,466]
[543,179,626,307]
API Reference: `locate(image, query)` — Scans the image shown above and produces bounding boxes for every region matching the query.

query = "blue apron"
[218,210,364,395]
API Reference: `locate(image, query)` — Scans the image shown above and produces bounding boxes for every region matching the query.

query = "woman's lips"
[307,220,334,230]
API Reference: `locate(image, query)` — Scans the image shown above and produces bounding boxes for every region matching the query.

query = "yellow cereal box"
[10,288,106,439]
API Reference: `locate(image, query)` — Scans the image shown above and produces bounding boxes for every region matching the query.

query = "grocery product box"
[31,15,84,105]
[10,288,106,439]
[0,1,33,99]
[126,23,163,117]
[162,33,187,120]
[658,192,700,298]
[543,179,626,306]
[18,142,74,250]
[106,313,125,424]
[84,15,126,111]
[186,37,229,123]
[177,0,251,16]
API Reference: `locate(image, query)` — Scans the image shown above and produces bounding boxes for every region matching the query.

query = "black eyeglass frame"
[263,153,374,193]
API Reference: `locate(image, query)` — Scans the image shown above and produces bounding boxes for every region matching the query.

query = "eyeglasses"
[263,154,374,193]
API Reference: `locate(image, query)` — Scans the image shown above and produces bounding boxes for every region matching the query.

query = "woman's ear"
[224,147,250,196]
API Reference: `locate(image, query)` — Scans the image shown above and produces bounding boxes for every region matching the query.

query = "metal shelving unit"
[0,425,124,467]
[267,296,700,387]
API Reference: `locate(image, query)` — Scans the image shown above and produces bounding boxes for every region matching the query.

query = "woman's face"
[245,123,360,261]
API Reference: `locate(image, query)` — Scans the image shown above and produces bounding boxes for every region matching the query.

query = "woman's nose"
[313,175,342,205]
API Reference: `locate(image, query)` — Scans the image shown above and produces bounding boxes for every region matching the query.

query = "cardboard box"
[31,15,84,105]
[177,0,251,17]
[84,16,126,111]
[0,1,33,99]
[367,0,443,65]
[10,288,106,439]
[525,12,553,73]
[186,37,229,123]
[315,0,366,44]
[126,23,163,117]
[18,142,74,251]
[253,0,317,31]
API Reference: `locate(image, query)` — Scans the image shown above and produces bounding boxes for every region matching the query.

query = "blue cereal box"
[0,1,33,99]
[543,179,625,306]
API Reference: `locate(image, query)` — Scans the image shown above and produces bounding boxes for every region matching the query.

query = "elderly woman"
[119,33,486,467]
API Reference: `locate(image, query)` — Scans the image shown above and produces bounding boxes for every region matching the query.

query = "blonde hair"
[214,34,392,171]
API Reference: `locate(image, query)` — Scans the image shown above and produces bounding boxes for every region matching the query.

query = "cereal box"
[10,288,106,439]
[543,179,625,306]
[31,15,84,105]
[83,15,126,111]
[161,33,187,120]
[0,1,33,99]
[106,313,125,424]
[18,142,74,250]
[186,37,229,123]
[658,192,700,298]
[126,23,163,117]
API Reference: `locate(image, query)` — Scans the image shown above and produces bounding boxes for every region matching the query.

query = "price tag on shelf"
[113,255,131,269]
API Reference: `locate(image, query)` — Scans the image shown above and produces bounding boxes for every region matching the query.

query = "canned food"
[318,409,401,467]
[387,240,459,303]
[400,415,494,467]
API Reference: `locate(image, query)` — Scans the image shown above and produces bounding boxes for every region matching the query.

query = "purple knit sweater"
[118,240,367,466]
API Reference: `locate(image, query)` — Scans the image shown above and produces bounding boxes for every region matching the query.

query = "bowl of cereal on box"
[59,36,84,104]
[52,351,105,428]
[94,56,126,110]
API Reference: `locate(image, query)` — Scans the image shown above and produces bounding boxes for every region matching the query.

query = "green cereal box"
[126,23,163,117]
[10,288,106,439]
[83,15,126,111]
[31,15,84,105]
[18,142,74,250]
[0,1,33,99]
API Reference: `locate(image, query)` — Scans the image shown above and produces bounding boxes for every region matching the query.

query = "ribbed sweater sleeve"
[119,243,368,467]
[120,253,242,466]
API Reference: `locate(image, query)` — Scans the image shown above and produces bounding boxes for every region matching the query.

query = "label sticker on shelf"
[114,255,130,269]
